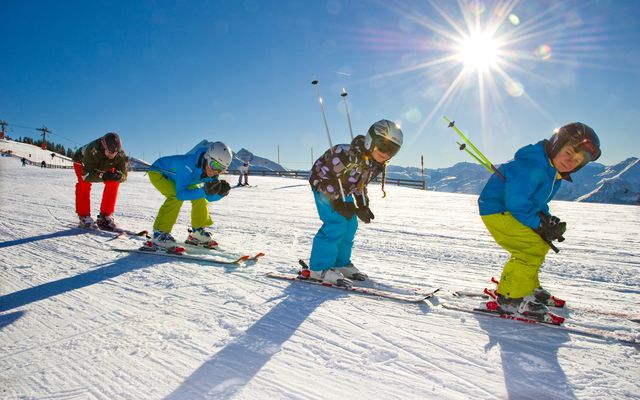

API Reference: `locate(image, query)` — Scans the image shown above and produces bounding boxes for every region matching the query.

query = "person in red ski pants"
[72,132,128,230]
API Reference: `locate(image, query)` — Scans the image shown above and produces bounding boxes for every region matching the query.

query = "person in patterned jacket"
[72,132,127,230]
[307,119,403,286]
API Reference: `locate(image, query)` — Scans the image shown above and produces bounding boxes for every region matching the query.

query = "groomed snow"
[1,156,639,399]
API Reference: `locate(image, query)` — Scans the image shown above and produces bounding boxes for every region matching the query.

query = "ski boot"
[96,213,118,231]
[147,230,184,253]
[78,215,96,229]
[517,295,565,324]
[533,287,566,308]
[495,294,521,314]
[490,294,564,325]
[337,263,368,281]
[308,268,352,287]
[490,278,566,308]
[185,227,219,249]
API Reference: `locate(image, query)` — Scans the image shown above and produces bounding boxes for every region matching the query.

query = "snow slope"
[0,138,74,167]
[1,157,639,400]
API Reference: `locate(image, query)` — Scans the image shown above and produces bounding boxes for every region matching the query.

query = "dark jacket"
[73,138,128,183]
[309,135,384,201]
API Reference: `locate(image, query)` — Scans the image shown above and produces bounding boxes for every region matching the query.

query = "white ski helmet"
[364,119,403,157]
[204,141,233,170]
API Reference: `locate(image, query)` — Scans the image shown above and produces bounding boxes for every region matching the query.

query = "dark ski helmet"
[101,132,122,153]
[545,122,601,167]
[364,119,403,158]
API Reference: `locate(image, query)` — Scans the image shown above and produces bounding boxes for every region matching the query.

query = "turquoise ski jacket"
[150,144,223,202]
[478,141,562,229]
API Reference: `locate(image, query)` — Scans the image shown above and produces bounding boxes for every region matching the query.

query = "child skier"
[307,119,403,286]
[148,141,232,249]
[73,132,127,230]
[478,122,601,320]
[237,162,249,186]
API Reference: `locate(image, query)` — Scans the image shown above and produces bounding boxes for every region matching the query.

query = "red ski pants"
[74,162,120,217]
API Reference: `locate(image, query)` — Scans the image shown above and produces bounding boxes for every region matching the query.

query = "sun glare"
[457,32,500,71]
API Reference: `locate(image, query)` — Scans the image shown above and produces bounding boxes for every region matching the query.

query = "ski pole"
[341,88,354,141]
[340,87,368,205]
[444,116,506,181]
[312,79,346,201]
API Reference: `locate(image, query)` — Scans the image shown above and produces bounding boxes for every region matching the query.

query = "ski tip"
[236,255,251,262]
[255,252,266,258]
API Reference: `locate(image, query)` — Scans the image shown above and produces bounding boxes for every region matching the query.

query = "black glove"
[102,171,123,181]
[535,213,566,242]
[204,180,230,197]
[331,198,356,219]
[218,180,230,196]
[355,206,374,224]
[354,193,374,223]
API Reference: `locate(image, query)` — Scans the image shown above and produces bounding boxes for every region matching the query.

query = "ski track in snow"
[1,156,639,400]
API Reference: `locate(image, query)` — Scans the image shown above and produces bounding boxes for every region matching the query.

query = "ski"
[453,289,640,323]
[113,247,264,266]
[266,271,440,303]
[181,241,220,251]
[73,224,149,238]
[440,303,639,346]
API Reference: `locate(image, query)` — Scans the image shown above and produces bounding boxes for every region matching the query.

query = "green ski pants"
[148,171,213,233]
[481,212,550,299]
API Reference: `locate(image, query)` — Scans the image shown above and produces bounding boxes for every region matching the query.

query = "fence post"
[421,155,425,190]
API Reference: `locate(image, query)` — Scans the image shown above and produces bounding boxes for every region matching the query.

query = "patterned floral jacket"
[309,135,385,204]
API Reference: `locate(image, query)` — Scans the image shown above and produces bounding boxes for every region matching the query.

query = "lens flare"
[536,44,552,60]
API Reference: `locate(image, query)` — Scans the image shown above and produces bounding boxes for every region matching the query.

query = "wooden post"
[421,155,425,190]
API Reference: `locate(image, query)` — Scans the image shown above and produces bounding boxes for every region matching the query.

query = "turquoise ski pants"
[309,190,358,271]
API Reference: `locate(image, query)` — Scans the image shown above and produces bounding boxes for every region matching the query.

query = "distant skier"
[307,119,403,286]
[21,157,26,166]
[73,132,127,230]
[148,141,232,249]
[237,162,249,186]
[40,160,46,168]
[478,122,601,320]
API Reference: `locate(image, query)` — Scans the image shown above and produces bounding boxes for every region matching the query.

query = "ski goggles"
[375,139,401,158]
[572,138,601,162]
[209,158,227,172]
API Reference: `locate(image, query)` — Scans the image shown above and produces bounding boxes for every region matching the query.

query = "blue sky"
[1,0,639,169]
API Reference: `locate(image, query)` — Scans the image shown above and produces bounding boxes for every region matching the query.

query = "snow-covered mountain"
[1,156,638,399]
[577,158,640,204]
[230,148,286,172]
[384,158,640,205]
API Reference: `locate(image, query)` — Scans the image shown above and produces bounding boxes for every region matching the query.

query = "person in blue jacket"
[478,122,601,320]
[148,141,233,249]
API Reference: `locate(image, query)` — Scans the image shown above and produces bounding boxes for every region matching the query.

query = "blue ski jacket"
[149,144,223,203]
[478,140,562,229]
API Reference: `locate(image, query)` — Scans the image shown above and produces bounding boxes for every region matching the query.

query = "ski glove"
[331,198,357,219]
[353,192,374,223]
[204,180,231,197]
[535,213,566,242]
[355,206,375,224]
[102,171,123,181]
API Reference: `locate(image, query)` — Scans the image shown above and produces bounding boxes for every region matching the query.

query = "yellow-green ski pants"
[148,171,213,233]
[481,212,550,299]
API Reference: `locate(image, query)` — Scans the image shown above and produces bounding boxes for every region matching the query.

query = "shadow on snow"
[166,283,342,399]
[0,228,86,249]
[477,315,575,400]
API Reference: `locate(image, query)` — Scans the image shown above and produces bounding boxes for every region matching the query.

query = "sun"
[456,31,501,72]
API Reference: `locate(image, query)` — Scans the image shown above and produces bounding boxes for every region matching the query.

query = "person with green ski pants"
[148,141,233,250]
[478,122,601,320]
